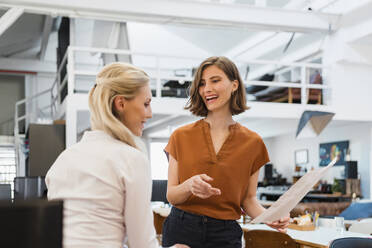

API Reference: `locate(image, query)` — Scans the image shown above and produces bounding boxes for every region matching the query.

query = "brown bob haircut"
[185,56,249,117]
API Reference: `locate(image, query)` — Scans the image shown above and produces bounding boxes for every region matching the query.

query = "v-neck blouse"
[165,119,270,220]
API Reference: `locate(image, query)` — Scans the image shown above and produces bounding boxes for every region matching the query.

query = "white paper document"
[251,158,338,224]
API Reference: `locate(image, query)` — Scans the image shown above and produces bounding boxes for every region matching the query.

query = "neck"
[205,107,235,130]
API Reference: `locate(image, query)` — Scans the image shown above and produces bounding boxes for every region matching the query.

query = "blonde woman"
[46,63,188,248]
[163,57,290,248]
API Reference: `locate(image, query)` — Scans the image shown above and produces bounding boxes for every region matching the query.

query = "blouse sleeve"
[251,138,270,175]
[164,131,178,161]
[122,152,160,248]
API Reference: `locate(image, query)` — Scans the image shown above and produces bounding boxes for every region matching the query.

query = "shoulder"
[235,123,264,144]
[57,137,147,165]
[101,139,149,180]
[112,140,148,164]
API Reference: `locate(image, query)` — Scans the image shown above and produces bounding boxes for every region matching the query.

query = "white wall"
[265,122,372,199]
[323,15,372,122]
[0,75,25,135]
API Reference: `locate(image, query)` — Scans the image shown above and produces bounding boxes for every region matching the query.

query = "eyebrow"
[210,76,221,80]
[201,75,222,81]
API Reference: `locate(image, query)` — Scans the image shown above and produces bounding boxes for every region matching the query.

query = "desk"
[241,224,372,248]
[152,207,372,248]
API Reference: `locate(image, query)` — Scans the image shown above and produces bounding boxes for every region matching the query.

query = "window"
[295,149,308,165]
[0,145,16,198]
[150,142,168,180]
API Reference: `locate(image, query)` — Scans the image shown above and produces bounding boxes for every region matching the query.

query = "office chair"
[329,237,372,248]
[151,180,168,203]
[244,230,297,248]
[0,199,63,248]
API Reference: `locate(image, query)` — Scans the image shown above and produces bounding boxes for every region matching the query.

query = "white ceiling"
[163,24,256,55]
[1,0,372,139]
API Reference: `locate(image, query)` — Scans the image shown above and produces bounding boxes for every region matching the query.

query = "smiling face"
[198,65,238,114]
[115,84,152,136]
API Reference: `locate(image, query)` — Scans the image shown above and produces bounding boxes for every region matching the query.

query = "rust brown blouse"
[165,119,269,220]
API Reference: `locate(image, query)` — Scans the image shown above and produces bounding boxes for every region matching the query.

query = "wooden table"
[152,207,372,248]
[241,224,372,248]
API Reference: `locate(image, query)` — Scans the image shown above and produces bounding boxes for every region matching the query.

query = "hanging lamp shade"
[296,111,335,139]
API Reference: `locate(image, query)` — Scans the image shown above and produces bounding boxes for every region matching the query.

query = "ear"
[232,80,239,93]
[113,95,126,112]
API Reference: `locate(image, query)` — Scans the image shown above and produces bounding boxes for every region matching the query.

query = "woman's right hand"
[173,244,190,248]
[186,174,221,199]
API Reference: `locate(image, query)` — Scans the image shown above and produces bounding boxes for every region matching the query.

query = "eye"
[212,79,220,83]
[199,82,205,87]
[144,102,150,107]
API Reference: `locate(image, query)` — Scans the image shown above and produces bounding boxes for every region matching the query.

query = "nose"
[146,106,153,119]
[203,82,212,93]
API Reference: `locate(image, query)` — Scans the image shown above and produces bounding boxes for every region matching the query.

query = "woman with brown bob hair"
[186,56,248,117]
[163,56,290,248]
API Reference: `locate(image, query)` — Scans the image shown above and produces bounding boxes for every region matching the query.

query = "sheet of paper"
[251,157,338,224]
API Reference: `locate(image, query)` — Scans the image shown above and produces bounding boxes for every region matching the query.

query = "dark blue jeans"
[162,207,242,248]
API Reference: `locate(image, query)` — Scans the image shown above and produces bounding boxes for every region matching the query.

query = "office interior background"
[0,0,372,208]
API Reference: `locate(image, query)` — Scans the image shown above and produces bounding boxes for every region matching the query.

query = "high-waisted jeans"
[162,207,242,248]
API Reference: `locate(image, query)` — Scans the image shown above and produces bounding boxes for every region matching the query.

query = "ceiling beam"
[246,40,322,80]
[224,32,278,59]
[223,0,310,59]
[0,57,56,73]
[38,15,53,60]
[0,37,40,57]
[0,7,24,37]
[224,0,341,60]
[0,0,340,33]
[241,33,302,61]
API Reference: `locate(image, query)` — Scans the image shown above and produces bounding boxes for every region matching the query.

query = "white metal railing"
[63,46,328,105]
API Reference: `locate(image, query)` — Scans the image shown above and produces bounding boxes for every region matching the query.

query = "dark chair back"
[0,184,11,200]
[0,199,63,248]
[244,230,297,248]
[151,180,168,203]
[329,237,372,248]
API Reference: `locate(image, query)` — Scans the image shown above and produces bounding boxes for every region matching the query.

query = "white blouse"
[46,130,159,248]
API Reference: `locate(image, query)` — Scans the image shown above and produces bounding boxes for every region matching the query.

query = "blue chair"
[329,237,372,248]
[339,201,372,220]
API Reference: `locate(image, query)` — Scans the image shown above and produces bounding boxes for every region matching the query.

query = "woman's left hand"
[265,215,291,233]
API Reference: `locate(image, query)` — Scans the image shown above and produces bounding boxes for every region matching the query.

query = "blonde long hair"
[88,62,149,148]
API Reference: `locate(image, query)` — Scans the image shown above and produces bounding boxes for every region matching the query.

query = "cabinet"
[28,124,65,176]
